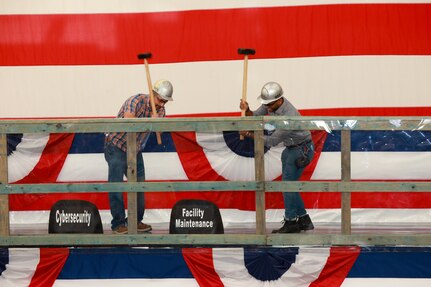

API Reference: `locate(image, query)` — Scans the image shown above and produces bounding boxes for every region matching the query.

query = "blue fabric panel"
[57,247,194,279]
[323,130,431,152]
[244,247,299,281]
[68,132,176,154]
[348,247,431,278]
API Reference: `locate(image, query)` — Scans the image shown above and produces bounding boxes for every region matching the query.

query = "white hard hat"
[153,79,173,101]
[257,82,283,104]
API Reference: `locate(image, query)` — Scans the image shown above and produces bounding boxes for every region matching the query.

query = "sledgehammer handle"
[139,54,162,145]
[241,55,249,118]
[238,48,255,140]
[238,55,249,141]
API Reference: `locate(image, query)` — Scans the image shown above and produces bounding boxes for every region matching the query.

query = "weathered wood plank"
[268,234,431,246]
[341,130,352,235]
[0,182,262,194]
[2,233,431,247]
[0,117,263,133]
[0,234,267,246]
[254,130,266,235]
[1,116,431,134]
[2,181,431,194]
[127,133,138,235]
[265,181,431,192]
[265,116,431,131]
[0,134,9,236]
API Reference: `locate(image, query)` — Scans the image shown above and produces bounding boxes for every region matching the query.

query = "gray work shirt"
[252,97,311,147]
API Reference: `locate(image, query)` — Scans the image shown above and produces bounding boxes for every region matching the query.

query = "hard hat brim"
[160,95,174,101]
[153,89,173,101]
[257,94,282,105]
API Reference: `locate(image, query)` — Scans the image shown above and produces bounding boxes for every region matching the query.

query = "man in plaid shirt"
[104,80,174,234]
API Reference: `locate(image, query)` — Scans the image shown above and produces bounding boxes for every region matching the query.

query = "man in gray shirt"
[240,82,315,233]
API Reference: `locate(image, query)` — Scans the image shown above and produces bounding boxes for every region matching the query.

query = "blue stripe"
[348,247,431,278]
[0,248,9,275]
[323,131,431,152]
[68,133,177,154]
[57,247,194,279]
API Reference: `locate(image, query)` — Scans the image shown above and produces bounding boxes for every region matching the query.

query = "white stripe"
[142,152,188,180]
[341,278,431,287]
[11,140,431,184]
[9,208,431,231]
[212,247,329,286]
[0,248,40,287]
[53,278,199,287]
[8,133,50,183]
[1,56,430,118]
[2,1,431,15]
[56,152,188,181]
[312,152,431,180]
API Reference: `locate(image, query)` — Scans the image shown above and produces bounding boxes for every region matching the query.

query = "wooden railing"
[1,116,430,246]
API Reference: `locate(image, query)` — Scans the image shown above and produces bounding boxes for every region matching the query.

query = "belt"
[286,139,312,149]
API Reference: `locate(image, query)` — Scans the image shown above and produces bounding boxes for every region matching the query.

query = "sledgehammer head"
[238,48,255,55]
[137,52,152,60]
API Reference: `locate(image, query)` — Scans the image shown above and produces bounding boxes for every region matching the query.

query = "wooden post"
[341,130,352,234]
[0,134,10,235]
[254,129,266,234]
[126,133,138,234]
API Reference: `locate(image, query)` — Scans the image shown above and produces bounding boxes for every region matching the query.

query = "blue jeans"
[281,141,315,220]
[104,143,145,230]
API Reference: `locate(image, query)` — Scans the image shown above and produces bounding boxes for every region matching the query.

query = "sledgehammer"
[137,52,162,145]
[238,48,255,140]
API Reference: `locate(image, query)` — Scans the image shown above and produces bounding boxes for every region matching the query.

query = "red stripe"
[29,248,69,287]
[1,4,430,66]
[182,248,224,287]
[13,133,74,183]
[168,130,257,210]
[309,246,360,287]
[9,192,110,211]
[9,133,74,211]
[171,131,227,181]
[301,106,431,117]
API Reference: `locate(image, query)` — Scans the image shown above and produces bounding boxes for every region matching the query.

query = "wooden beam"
[2,233,431,247]
[265,181,431,192]
[2,181,431,195]
[341,130,352,235]
[126,133,138,235]
[254,130,266,235]
[1,116,431,134]
[0,181,262,194]
[0,117,263,133]
[0,134,9,235]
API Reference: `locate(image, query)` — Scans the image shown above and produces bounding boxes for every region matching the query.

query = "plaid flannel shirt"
[105,94,165,152]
